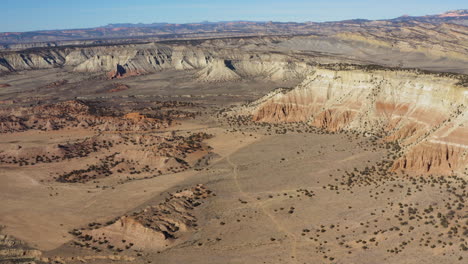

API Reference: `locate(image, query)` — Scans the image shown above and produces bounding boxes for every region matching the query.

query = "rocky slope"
[52,132,214,183]
[0,232,42,264]
[249,66,468,175]
[331,22,468,63]
[0,44,203,74]
[0,100,171,133]
[72,185,213,251]
[271,22,468,73]
[1,19,467,77]
[0,42,312,81]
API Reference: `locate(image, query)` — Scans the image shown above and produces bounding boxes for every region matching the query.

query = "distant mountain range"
[392,9,468,22]
[0,9,466,45]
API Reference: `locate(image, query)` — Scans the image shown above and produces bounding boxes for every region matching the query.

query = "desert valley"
[0,7,467,264]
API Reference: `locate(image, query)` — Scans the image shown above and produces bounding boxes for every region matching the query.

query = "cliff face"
[0,43,311,81]
[0,49,67,72]
[196,56,311,82]
[0,44,211,75]
[72,45,214,77]
[252,68,468,174]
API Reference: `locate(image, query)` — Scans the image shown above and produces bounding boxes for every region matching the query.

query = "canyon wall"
[0,43,312,81]
[2,41,466,175]
[251,67,468,174]
[0,44,210,74]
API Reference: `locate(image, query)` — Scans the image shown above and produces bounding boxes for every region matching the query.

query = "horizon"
[2,0,467,33]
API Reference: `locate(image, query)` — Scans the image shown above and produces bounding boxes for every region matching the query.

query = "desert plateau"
[0,3,467,264]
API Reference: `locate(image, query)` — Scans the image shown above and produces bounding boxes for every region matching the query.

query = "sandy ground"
[147,131,465,264]
[0,121,260,251]
[0,70,466,264]
[0,68,299,107]
[2,122,464,263]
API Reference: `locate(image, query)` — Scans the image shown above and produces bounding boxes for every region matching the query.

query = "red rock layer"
[312,109,357,132]
[0,100,170,133]
[251,68,468,174]
[392,142,466,174]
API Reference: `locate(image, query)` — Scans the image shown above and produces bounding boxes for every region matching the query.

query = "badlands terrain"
[0,10,467,264]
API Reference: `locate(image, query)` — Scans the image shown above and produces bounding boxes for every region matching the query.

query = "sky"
[2,0,466,32]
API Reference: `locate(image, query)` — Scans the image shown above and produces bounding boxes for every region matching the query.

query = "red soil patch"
[106,83,130,93]
[45,80,68,88]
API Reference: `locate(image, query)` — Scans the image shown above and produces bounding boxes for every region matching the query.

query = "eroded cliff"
[250,67,468,174]
[72,184,213,251]
[0,43,312,82]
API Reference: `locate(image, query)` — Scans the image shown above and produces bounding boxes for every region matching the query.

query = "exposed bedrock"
[0,44,208,73]
[251,68,468,174]
[0,233,42,264]
[74,185,213,251]
[0,43,312,81]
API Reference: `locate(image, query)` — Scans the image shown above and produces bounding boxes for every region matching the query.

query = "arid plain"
[1,10,468,264]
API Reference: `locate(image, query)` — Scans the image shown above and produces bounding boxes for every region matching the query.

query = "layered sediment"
[72,184,213,251]
[0,43,311,81]
[251,67,468,174]
[0,233,42,264]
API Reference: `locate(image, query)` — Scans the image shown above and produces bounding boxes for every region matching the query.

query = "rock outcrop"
[0,233,42,264]
[250,66,468,174]
[72,184,213,251]
[196,59,241,82]
[0,43,206,74]
[0,100,170,133]
[196,57,311,82]
[0,42,312,81]
[53,132,214,183]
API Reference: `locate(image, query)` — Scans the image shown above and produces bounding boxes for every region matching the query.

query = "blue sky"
[2,0,466,32]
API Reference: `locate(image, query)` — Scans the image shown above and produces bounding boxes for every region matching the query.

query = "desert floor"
[0,70,466,264]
